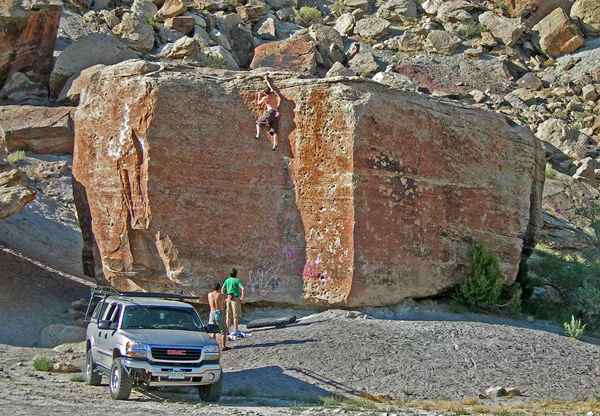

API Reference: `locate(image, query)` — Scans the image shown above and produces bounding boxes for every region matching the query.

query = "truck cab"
[84,289,222,401]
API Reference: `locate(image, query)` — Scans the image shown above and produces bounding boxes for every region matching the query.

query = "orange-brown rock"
[0,0,61,87]
[250,32,317,74]
[73,61,544,306]
[499,0,573,26]
[0,105,75,154]
[533,8,584,58]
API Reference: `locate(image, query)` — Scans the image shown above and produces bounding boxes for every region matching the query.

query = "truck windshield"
[121,306,203,331]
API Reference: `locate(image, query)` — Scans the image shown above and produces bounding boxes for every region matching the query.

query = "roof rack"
[83,286,200,322]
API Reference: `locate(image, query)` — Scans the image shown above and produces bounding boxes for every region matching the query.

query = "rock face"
[73,61,544,306]
[0,160,35,220]
[0,0,61,88]
[0,106,75,154]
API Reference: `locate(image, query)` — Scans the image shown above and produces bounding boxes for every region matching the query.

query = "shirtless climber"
[255,75,281,151]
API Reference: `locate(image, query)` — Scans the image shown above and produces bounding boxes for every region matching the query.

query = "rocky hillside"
[1,0,599,307]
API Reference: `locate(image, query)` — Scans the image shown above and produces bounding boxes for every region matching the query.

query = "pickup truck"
[84,291,222,401]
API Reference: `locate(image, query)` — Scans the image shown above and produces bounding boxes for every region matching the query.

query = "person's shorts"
[208,309,227,334]
[226,298,242,322]
[257,109,279,136]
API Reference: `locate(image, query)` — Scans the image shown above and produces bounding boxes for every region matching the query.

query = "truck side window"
[111,305,122,327]
[103,303,117,321]
[92,301,108,321]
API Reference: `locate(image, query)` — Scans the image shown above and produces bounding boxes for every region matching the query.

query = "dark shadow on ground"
[223,365,329,404]
[245,319,330,334]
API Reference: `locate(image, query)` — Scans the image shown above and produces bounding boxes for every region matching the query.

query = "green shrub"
[6,150,26,164]
[564,315,586,339]
[201,51,227,69]
[456,22,482,39]
[295,6,323,26]
[455,241,505,309]
[545,164,557,179]
[32,356,52,372]
[331,0,345,17]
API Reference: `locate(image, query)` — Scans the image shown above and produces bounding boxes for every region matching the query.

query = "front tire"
[84,349,102,386]
[198,372,223,402]
[109,358,132,400]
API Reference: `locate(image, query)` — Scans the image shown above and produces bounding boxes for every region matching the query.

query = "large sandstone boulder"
[0,106,75,154]
[49,33,139,96]
[0,0,61,88]
[532,8,584,58]
[250,31,317,74]
[72,61,544,307]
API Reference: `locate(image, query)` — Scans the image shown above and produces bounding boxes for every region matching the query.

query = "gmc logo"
[166,350,186,356]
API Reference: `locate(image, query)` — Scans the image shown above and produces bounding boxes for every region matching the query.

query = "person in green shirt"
[222,268,245,336]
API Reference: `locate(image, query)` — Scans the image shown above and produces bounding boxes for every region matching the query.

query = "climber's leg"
[255,122,260,140]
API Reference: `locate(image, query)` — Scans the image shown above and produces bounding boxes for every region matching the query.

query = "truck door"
[96,302,118,368]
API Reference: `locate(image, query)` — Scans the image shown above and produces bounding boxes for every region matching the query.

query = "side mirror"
[98,320,112,330]
[205,323,219,334]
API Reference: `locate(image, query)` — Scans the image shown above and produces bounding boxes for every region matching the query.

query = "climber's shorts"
[257,109,279,136]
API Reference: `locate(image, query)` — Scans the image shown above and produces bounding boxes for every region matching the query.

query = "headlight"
[125,341,148,359]
[203,344,220,355]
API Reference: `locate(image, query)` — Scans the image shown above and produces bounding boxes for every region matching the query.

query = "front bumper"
[122,358,222,386]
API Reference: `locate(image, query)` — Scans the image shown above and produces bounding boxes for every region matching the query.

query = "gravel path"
[222,310,600,401]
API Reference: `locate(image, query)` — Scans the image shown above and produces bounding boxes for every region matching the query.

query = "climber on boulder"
[255,75,281,151]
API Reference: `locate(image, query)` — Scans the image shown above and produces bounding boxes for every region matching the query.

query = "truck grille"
[151,347,202,361]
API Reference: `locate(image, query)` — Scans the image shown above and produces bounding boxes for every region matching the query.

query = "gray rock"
[347,43,379,77]
[112,0,157,52]
[582,84,598,102]
[257,16,277,40]
[309,23,344,67]
[571,0,600,35]
[436,0,479,22]
[345,0,369,13]
[334,13,354,36]
[265,0,295,9]
[326,61,355,77]
[39,324,85,348]
[354,15,390,39]
[0,72,48,105]
[49,33,139,95]
[205,46,240,69]
[383,31,424,52]
[573,157,600,181]
[376,0,418,22]
[158,26,186,43]
[215,12,255,67]
[478,11,525,47]
[372,71,416,91]
[469,89,486,103]
[516,72,543,90]
[425,30,461,54]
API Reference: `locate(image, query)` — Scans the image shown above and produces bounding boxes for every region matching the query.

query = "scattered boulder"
[236,3,266,23]
[0,106,75,154]
[532,8,584,58]
[376,0,418,22]
[334,13,355,36]
[49,33,139,95]
[326,61,355,77]
[354,16,390,39]
[156,0,186,19]
[478,11,525,47]
[516,72,543,90]
[250,31,317,74]
[0,0,61,89]
[425,30,461,54]
[571,0,600,35]
[72,62,544,306]
[499,0,573,27]
[112,0,157,52]
[0,160,35,220]
[582,84,598,101]
[159,36,202,60]
[165,15,195,34]
[372,71,416,91]
[308,24,344,67]
[39,324,85,348]
[0,72,48,105]
[214,12,255,67]
[347,43,379,76]
[573,157,600,182]
[256,17,277,40]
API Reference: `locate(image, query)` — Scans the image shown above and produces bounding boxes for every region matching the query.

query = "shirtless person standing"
[207,283,228,351]
[255,75,282,151]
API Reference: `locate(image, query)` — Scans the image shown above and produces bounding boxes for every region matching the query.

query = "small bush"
[331,0,345,17]
[455,241,504,309]
[6,150,26,164]
[32,356,52,372]
[456,22,482,39]
[564,315,586,339]
[202,52,227,69]
[70,373,85,382]
[545,164,557,179]
[295,6,323,27]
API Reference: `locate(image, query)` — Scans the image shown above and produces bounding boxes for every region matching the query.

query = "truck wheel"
[84,349,102,386]
[198,373,223,402]
[109,358,132,400]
